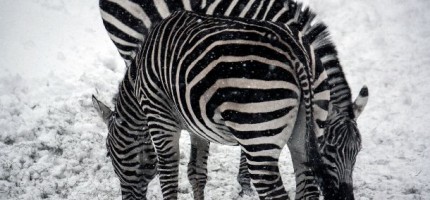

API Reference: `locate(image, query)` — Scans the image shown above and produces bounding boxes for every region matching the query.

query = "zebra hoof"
[239,185,254,197]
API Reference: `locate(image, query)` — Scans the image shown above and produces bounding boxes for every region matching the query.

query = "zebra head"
[319,85,369,199]
[92,95,156,200]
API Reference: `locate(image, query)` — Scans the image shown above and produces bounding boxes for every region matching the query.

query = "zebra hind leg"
[187,133,210,200]
[237,150,253,196]
[241,147,290,200]
[188,135,254,199]
[288,103,320,199]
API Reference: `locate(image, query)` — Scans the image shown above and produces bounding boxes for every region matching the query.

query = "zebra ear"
[92,95,113,124]
[353,85,369,120]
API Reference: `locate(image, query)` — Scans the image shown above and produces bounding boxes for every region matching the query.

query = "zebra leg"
[237,150,253,196]
[188,135,253,199]
[241,148,289,200]
[187,133,210,200]
[149,128,181,200]
[288,103,320,199]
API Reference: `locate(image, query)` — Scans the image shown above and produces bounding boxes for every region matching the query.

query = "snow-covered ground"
[0,0,429,199]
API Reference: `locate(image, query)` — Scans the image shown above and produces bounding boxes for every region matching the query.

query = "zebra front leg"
[188,133,210,200]
[288,103,320,199]
[241,147,289,200]
[237,150,253,196]
[149,128,181,200]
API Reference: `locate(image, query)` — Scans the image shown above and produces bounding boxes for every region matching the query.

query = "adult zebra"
[93,10,368,199]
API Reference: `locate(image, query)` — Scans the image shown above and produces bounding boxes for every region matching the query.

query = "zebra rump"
[130,10,329,199]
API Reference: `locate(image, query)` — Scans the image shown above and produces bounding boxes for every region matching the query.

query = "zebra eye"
[107,113,115,125]
[106,136,112,158]
[325,133,337,145]
[332,106,340,115]
[106,140,111,157]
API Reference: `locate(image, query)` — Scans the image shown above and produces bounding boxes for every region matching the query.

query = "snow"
[0,0,429,199]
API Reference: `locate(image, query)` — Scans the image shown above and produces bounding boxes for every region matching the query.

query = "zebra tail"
[297,61,327,194]
[287,3,332,193]
[304,120,326,194]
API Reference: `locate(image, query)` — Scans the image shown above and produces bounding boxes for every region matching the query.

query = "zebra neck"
[328,95,354,119]
[309,33,353,117]
[326,59,353,117]
[116,63,140,108]
[286,3,354,118]
[112,65,148,133]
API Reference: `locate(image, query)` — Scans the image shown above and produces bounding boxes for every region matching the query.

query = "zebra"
[99,0,328,198]
[92,91,157,198]
[90,9,366,200]
[95,9,326,200]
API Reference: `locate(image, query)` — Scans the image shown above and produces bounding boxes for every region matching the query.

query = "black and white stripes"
[131,11,329,199]
[99,0,194,65]
[95,1,369,199]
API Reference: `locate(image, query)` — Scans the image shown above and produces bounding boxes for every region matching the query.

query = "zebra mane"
[284,2,333,49]
[290,2,354,116]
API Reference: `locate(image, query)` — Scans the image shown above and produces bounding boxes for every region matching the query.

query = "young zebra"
[93,9,362,199]
[98,0,357,198]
